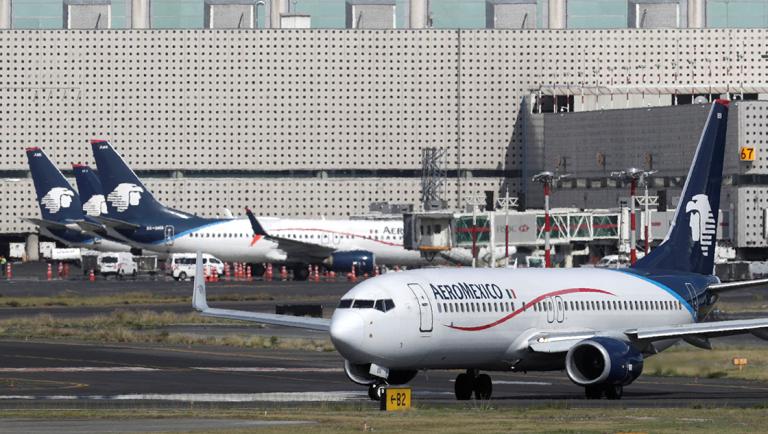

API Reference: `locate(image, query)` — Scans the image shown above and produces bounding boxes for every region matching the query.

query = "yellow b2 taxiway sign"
[380,387,411,411]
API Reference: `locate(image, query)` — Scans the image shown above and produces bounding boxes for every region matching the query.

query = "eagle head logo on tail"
[685,194,716,257]
[41,187,74,214]
[107,183,144,212]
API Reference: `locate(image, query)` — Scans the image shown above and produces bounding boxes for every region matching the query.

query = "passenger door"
[164,225,174,246]
[407,283,433,333]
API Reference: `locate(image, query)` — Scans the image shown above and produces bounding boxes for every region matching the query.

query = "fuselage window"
[511,302,515,311]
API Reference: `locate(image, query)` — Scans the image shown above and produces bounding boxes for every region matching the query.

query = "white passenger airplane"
[89,140,434,279]
[194,100,768,401]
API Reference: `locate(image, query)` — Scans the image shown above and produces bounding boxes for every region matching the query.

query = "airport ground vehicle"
[97,252,137,278]
[192,101,768,402]
[168,253,224,281]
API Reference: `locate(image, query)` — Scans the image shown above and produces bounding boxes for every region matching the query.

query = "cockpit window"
[374,299,396,312]
[337,299,353,309]
[353,299,375,309]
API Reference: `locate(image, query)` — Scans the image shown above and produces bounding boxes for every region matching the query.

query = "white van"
[168,253,224,281]
[97,252,137,278]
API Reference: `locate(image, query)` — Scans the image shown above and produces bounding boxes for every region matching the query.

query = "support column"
[0,0,11,29]
[688,0,705,28]
[548,0,566,29]
[131,0,150,29]
[25,233,39,262]
[409,0,427,29]
[270,0,289,28]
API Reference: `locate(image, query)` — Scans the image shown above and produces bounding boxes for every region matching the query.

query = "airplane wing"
[245,208,335,261]
[191,251,330,332]
[528,318,768,353]
[90,215,141,230]
[708,278,768,293]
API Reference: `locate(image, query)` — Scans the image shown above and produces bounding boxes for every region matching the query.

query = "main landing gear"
[454,369,492,400]
[584,384,623,400]
[368,382,386,401]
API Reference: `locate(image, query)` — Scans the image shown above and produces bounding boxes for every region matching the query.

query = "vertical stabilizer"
[72,164,108,218]
[632,100,729,275]
[26,147,84,222]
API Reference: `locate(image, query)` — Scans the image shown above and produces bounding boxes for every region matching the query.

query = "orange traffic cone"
[265,263,273,281]
[57,262,63,278]
[5,263,11,280]
[280,265,288,281]
[46,263,52,280]
[246,265,252,281]
[328,270,336,281]
[89,269,95,282]
[224,263,230,281]
[63,263,69,278]
[373,266,379,277]
[349,265,357,283]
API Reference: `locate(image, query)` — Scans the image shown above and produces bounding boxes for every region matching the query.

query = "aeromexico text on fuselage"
[430,282,513,301]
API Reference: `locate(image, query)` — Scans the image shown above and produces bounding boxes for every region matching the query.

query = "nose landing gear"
[454,370,493,400]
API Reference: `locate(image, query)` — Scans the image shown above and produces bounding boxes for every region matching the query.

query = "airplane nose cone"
[330,311,364,360]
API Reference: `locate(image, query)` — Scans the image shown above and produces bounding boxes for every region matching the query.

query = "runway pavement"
[0,340,766,408]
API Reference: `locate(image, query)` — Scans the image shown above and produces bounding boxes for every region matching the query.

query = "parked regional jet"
[192,100,768,401]
[89,140,432,279]
[24,147,129,252]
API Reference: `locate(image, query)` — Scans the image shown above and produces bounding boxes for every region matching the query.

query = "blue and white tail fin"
[72,164,107,218]
[90,139,164,220]
[632,100,729,275]
[26,147,84,223]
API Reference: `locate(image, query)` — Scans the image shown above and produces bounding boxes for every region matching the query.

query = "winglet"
[192,250,209,312]
[245,207,268,236]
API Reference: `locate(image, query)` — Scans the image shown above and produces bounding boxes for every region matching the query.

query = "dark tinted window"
[374,300,386,312]
[337,299,352,309]
[353,299,374,309]
[384,299,395,311]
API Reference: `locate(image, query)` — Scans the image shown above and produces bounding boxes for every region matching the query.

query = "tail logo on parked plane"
[41,187,74,214]
[107,183,144,212]
[685,194,716,256]
[82,194,107,216]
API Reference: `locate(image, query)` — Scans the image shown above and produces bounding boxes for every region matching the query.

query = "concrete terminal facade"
[1,2,768,258]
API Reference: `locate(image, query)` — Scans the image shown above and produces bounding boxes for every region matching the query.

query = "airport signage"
[380,387,411,411]
[740,147,755,161]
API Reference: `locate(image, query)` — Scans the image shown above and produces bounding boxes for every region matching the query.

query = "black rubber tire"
[293,265,310,281]
[178,272,187,281]
[474,374,493,400]
[368,383,384,401]
[252,264,266,277]
[585,385,603,399]
[604,384,623,400]
[454,373,474,400]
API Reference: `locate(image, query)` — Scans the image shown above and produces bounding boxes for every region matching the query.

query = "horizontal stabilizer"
[22,217,70,230]
[708,278,768,293]
[90,215,141,230]
[74,219,107,234]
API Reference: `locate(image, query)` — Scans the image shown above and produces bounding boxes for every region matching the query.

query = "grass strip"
[0,310,333,352]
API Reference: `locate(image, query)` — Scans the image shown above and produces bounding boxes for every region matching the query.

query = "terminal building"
[1,0,768,259]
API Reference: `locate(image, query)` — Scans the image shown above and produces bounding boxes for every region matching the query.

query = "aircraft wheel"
[368,383,385,401]
[454,373,474,400]
[474,374,493,400]
[604,384,623,400]
[584,385,603,399]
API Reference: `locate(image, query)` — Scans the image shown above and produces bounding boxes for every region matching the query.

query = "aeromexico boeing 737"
[89,140,428,279]
[24,147,129,252]
[192,100,768,401]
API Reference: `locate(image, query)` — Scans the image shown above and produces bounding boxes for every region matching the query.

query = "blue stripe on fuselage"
[614,269,697,319]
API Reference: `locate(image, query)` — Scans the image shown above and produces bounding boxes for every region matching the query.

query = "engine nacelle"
[324,250,375,275]
[565,337,643,386]
[343,361,417,385]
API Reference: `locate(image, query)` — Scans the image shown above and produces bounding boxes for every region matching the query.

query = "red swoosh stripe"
[446,288,615,332]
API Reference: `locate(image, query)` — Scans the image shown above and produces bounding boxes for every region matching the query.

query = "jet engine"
[565,337,643,386]
[324,250,375,275]
[344,361,417,385]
